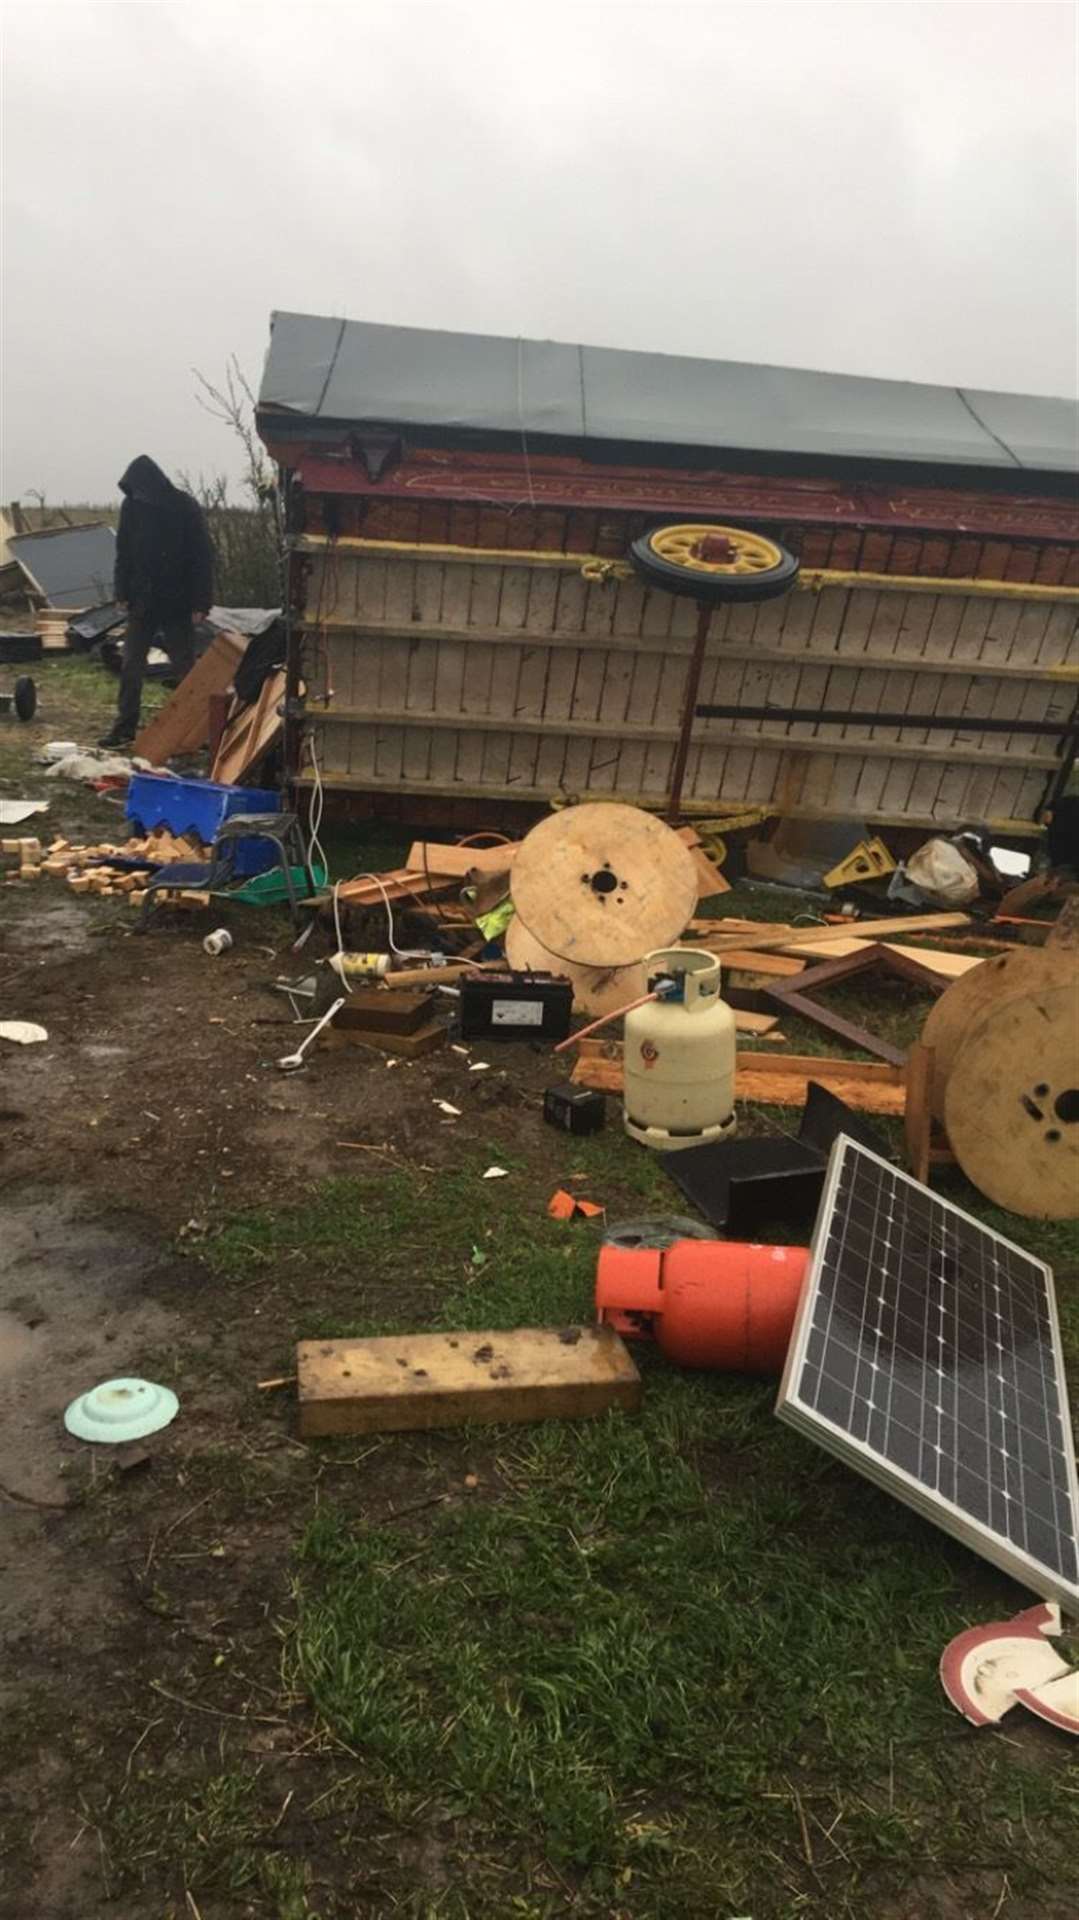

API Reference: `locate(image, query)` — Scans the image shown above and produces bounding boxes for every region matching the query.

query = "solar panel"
[777,1138,1079,1611]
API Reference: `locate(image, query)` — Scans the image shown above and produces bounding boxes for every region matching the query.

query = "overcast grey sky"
[2,0,1077,503]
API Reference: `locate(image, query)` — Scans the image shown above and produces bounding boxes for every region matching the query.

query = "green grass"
[290,1398,1076,1914]
[104,1770,315,1916]
[187,1155,1079,1915]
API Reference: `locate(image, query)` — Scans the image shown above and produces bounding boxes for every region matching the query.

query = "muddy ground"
[3,665,1077,1920]
[0,676,666,1918]
[1,880,621,1917]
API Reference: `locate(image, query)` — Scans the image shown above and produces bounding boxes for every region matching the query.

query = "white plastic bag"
[905,837,980,906]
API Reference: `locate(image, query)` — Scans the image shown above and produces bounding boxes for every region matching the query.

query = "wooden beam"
[302,618,1079,684]
[704,911,971,959]
[288,771,1044,838]
[570,1039,906,1113]
[294,536,1079,604]
[310,706,1057,772]
[297,1325,642,1437]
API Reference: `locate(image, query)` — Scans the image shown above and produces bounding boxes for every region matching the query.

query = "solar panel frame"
[777,1137,1079,1613]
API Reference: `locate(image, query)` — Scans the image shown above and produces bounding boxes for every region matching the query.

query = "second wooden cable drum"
[920,941,1079,1220]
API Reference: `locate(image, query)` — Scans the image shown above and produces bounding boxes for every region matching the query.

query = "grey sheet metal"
[257,311,1079,474]
[9,523,117,608]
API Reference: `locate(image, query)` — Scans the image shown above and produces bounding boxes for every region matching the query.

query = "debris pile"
[3,827,211,903]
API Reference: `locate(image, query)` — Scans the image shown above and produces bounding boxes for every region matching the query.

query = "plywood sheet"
[133,632,246,763]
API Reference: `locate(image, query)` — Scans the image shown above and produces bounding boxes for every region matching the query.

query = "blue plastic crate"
[126,774,282,877]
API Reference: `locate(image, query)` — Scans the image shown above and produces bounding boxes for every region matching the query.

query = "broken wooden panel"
[133,631,246,763]
[299,549,1077,829]
[297,1325,642,1437]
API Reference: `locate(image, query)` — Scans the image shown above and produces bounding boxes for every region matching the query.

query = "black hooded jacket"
[114,456,215,619]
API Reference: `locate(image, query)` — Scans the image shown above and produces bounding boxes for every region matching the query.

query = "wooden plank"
[675,826,730,897]
[290,765,1048,834]
[305,622,1075,682]
[570,1041,906,1113]
[318,705,1055,771]
[334,868,443,905]
[297,1325,642,1437]
[322,1016,446,1058]
[707,911,971,959]
[734,1010,782,1036]
[716,949,807,977]
[760,985,907,1065]
[904,1041,935,1183]
[210,671,285,785]
[405,840,518,878]
[779,935,983,978]
[132,632,245,762]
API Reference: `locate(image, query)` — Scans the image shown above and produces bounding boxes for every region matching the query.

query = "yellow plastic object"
[476,898,515,941]
[823,837,897,888]
[648,524,785,577]
[623,949,737,1154]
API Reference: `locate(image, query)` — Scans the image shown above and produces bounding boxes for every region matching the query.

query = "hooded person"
[99,456,215,748]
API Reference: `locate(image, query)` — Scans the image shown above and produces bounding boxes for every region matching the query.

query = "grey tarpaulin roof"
[9,523,117,608]
[258,312,1079,474]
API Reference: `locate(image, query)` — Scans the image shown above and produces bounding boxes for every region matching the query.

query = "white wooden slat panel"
[401,710,433,784]
[377,635,412,728]
[498,564,532,632]
[339,632,374,783]
[405,638,439,716]
[354,557,389,624]
[525,568,560,637]
[373,721,405,784]
[317,560,1074,827]
[454,569,499,784]
[411,562,444,627]
[542,645,584,725]
[483,639,524,788]
[640,660,681,800]
[507,585,550,793]
[553,570,588,637]
[616,646,664,797]
[507,727,542,793]
[610,575,648,639]
[382,558,416,627]
[981,766,1028,823]
[468,562,503,630]
[534,728,570,797]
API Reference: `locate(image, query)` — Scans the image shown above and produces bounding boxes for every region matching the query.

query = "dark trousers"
[117,612,196,734]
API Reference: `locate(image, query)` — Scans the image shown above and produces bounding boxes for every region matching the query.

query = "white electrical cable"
[347,873,430,960]
[305,733,428,976]
[304,732,351,988]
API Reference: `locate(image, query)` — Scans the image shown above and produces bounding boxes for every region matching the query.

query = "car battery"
[458,971,573,1042]
[543,1084,606,1136]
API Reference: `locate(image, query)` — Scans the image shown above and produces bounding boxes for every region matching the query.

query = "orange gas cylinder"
[595,1239,807,1373]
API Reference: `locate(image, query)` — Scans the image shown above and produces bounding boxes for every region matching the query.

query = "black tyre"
[630,522,800,603]
[14,676,36,722]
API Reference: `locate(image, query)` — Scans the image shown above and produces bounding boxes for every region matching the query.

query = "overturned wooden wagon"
[257,314,1079,834]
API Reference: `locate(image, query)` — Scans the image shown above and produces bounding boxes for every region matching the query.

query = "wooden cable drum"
[920,947,1072,1119]
[510,803,698,970]
[504,914,647,1019]
[921,928,1079,1218]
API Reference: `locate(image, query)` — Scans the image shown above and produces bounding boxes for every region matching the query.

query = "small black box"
[543,1084,606,1135]
[459,971,573,1042]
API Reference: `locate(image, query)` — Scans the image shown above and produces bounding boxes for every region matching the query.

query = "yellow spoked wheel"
[631,521,800,603]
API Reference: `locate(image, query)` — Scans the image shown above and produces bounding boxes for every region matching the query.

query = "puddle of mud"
[0,1190,180,1503]
[2,896,97,956]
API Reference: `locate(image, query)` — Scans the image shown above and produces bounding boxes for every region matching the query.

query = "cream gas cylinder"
[623,949,736,1152]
